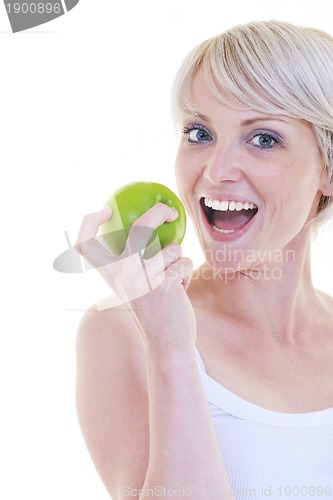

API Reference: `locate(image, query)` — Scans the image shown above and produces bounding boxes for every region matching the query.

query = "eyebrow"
[184,110,209,121]
[183,109,289,126]
[240,117,290,126]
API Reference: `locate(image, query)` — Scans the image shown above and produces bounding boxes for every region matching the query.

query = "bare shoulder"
[76,296,149,498]
[76,295,147,371]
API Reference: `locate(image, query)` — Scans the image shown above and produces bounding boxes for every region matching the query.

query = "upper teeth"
[204,197,257,211]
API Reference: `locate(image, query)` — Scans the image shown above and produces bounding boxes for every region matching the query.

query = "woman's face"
[175,70,328,273]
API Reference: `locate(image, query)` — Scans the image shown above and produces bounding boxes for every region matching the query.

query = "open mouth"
[200,196,258,234]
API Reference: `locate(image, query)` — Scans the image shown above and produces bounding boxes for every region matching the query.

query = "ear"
[320,167,333,196]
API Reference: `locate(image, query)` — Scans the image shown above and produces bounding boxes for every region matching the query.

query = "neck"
[195,232,319,345]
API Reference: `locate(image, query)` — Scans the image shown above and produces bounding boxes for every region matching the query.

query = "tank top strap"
[195,345,207,374]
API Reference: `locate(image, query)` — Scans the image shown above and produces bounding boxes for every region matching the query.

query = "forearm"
[141,345,233,499]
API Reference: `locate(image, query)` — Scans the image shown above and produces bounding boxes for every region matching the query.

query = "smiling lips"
[201,196,258,233]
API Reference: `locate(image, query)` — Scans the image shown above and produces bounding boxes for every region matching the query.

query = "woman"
[75,20,333,499]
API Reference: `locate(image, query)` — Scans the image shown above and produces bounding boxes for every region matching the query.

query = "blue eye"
[250,132,279,149]
[182,125,213,143]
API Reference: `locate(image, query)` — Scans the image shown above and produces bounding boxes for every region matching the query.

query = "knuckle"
[183,257,194,271]
[82,213,94,224]
[155,202,167,210]
[164,243,182,260]
[74,239,91,257]
[82,210,103,227]
[131,217,142,227]
[74,241,83,255]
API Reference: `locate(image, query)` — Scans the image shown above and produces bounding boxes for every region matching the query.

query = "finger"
[142,243,182,289]
[133,203,178,227]
[76,238,116,270]
[182,271,192,290]
[76,207,112,246]
[75,208,114,268]
[145,243,182,275]
[125,203,178,255]
[160,257,193,289]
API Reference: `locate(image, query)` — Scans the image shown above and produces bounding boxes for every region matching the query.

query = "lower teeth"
[213,226,237,234]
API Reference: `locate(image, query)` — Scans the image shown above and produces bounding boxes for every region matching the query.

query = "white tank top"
[195,347,333,499]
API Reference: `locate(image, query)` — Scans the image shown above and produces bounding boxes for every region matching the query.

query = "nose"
[203,142,245,184]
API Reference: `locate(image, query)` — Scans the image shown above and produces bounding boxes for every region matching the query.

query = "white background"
[1,1,333,499]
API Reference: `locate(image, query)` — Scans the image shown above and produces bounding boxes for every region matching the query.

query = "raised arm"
[75,205,233,499]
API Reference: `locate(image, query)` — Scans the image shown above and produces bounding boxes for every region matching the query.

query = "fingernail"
[167,208,178,221]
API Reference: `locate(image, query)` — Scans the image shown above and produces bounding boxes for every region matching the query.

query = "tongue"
[211,209,254,231]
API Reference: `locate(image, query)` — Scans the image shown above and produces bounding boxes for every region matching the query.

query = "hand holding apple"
[76,201,196,349]
[100,181,186,258]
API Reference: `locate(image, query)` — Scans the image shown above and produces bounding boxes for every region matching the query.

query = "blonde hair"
[172,20,333,225]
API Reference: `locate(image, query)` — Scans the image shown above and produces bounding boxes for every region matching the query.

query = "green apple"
[100,181,186,258]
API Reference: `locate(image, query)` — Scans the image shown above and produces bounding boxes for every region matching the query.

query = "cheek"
[266,157,317,200]
[272,159,322,225]
[175,150,196,194]
[174,162,185,209]
[174,150,183,187]
[175,152,190,210]
[174,150,202,223]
